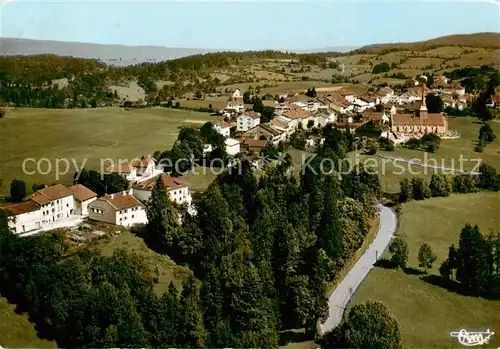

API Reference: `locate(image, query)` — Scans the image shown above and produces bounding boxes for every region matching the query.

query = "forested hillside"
[0,128,380,347]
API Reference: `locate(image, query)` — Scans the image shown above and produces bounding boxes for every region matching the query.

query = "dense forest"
[0,128,381,347]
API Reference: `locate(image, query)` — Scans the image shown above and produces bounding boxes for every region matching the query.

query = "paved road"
[319,204,397,335]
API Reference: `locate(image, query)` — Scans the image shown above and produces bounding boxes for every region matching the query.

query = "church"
[390,85,448,135]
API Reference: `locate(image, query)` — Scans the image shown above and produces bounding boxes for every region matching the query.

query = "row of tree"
[398,163,500,203]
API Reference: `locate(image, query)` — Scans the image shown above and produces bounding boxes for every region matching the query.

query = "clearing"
[0,107,217,195]
[352,192,500,348]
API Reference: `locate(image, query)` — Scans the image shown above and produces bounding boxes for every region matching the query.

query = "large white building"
[132,173,192,206]
[2,183,96,234]
[69,184,98,216]
[213,120,232,137]
[88,190,148,227]
[237,111,261,132]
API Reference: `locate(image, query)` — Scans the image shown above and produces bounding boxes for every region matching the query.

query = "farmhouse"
[278,108,312,130]
[237,111,261,131]
[362,110,390,125]
[241,139,269,153]
[131,156,156,178]
[132,173,192,206]
[89,190,148,227]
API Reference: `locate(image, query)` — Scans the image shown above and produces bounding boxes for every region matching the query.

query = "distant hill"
[355,32,500,53]
[0,38,216,66]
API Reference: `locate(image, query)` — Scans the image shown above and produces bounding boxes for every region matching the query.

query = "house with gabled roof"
[242,123,286,145]
[89,189,147,227]
[213,119,233,137]
[132,173,192,206]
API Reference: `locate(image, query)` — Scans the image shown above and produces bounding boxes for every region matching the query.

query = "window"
[132,215,134,219]
[66,203,69,207]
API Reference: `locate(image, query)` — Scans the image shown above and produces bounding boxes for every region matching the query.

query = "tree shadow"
[420,274,470,297]
[374,258,395,269]
[403,266,425,275]
[278,329,310,346]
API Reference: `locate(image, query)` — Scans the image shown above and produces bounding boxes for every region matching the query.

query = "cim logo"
[450,328,496,347]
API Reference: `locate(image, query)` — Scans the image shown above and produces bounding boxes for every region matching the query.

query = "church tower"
[419,83,428,119]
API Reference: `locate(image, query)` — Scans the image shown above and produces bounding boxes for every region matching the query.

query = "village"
[1,75,475,236]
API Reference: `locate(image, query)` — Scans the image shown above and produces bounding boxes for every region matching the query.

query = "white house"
[89,190,148,227]
[132,174,192,206]
[278,108,312,131]
[131,156,156,179]
[69,184,97,216]
[225,101,244,114]
[237,111,261,132]
[274,101,293,115]
[231,88,243,100]
[28,184,75,224]
[3,201,43,234]
[225,138,241,156]
[2,184,78,234]
[377,87,395,104]
[213,120,232,137]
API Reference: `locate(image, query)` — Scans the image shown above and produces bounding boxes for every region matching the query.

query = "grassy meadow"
[353,192,500,348]
[0,107,217,195]
[0,296,57,348]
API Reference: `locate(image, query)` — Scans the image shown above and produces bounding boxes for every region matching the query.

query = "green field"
[0,108,217,195]
[353,192,500,348]
[0,296,56,348]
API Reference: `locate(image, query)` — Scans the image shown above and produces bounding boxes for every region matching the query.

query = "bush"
[372,62,391,74]
[0,108,5,118]
[418,244,437,272]
[10,179,26,202]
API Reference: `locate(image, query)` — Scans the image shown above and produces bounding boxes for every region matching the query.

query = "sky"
[1,0,499,50]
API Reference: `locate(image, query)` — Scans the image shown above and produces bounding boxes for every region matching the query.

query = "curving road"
[319,204,397,335]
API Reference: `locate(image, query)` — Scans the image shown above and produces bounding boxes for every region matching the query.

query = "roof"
[107,164,135,173]
[338,88,353,96]
[2,200,40,216]
[240,111,261,119]
[69,184,97,202]
[377,87,394,96]
[215,120,232,128]
[227,101,243,107]
[131,156,154,169]
[391,113,446,126]
[132,174,188,192]
[243,139,268,148]
[362,111,384,122]
[271,118,289,129]
[282,108,312,120]
[93,192,145,211]
[259,123,282,136]
[287,94,309,103]
[360,93,379,103]
[28,184,73,204]
[225,138,240,146]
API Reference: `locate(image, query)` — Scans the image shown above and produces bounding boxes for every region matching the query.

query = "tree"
[389,237,409,269]
[10,179,26,202]
[398,178,413,203]
[479,123,496,143]
[322,300,403,349]
[425,94,444,113]
[253,97,264,114]
[478,163,498,190]
[372,62,391,74]
[411,177,431,200]
[145,176,180,252]
[418,243,437,272]
[429,174,451,197]
[178,276,206,348]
